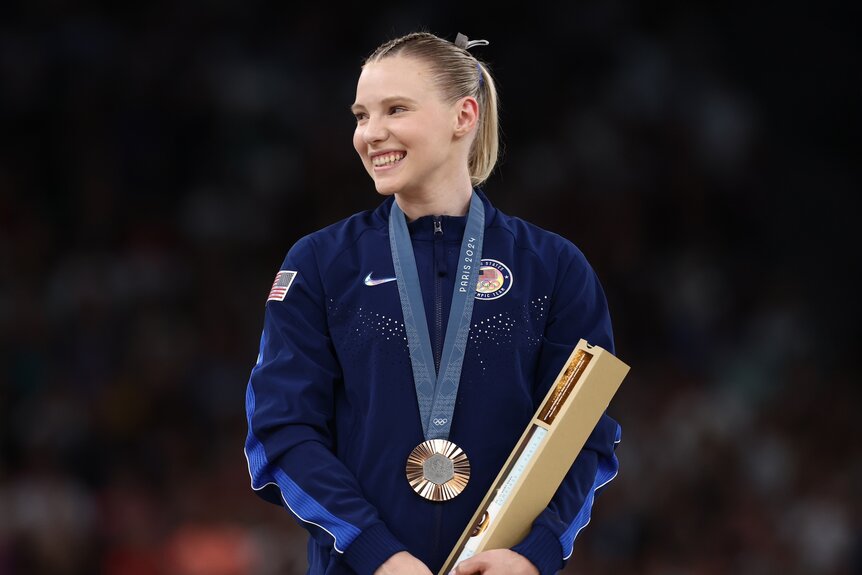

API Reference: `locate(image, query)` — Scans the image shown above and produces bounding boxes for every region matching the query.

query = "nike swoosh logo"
[364,273,397,286]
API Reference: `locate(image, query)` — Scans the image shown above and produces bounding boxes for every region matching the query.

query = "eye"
[389,106,408,115]
[353,111,368,122]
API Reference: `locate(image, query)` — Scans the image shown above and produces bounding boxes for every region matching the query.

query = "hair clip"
[455,33,489,51]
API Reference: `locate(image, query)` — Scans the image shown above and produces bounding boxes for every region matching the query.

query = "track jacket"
[244,189,621,575]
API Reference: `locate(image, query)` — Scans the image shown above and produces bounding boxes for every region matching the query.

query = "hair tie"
[455,33,488,90]
[454,33,489,51]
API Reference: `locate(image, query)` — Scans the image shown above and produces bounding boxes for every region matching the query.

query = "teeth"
[372,152,405,167]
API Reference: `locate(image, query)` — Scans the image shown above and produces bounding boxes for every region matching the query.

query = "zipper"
[433,217,444,374]
[433,504,443,560]
[431,218,450,558]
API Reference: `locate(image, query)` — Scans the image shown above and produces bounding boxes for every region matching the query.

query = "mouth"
[371,151,406,170]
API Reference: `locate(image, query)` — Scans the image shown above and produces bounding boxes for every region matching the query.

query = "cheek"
[352,129,366,156]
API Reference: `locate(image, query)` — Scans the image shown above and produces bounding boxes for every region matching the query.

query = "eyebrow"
[350,96,419,114]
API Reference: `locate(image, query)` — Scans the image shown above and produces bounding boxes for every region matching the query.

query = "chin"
[373,178,404,197]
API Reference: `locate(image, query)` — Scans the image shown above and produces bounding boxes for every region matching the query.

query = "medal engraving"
[423,453,455,484]
[406,439,470,501]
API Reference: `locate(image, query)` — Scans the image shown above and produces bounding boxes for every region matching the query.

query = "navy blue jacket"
[244,190,621,575]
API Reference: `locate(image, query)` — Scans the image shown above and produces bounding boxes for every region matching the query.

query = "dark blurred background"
[1,2,859,574]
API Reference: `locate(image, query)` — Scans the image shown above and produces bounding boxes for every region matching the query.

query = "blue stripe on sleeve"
[244,331,361,553]
[559,422,622,559]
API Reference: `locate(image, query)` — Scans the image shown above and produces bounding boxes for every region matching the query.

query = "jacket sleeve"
[243,236,407,575]
[510,244,622,575]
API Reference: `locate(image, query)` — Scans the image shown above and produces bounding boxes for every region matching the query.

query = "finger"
[452,556,483,575]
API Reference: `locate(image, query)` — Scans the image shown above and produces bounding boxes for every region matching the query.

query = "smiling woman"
[353,55,470,208]
[244,31,622,575]
[348,32,498,223]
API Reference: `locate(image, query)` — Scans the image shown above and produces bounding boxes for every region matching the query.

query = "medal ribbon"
[389,192,484,440]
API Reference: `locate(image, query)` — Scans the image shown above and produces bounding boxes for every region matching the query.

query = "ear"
[453,96,480,138]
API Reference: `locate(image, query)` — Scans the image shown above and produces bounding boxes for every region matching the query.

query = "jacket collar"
[374,187,496,238]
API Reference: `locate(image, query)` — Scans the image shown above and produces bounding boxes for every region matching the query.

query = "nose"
[362,115,388,145]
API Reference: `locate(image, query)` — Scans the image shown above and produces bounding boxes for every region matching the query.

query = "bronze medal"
[405,439,470,501]
[390,195,485,503]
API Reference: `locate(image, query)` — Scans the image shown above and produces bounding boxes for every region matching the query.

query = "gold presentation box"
[439,339,630,574]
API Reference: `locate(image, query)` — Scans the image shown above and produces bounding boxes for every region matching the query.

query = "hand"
[374,551,434,575]
[450,549,539,575]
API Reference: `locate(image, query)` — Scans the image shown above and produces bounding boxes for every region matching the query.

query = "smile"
[371,151,406,168]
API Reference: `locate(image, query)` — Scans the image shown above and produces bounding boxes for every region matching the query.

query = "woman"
[244,31,621,575]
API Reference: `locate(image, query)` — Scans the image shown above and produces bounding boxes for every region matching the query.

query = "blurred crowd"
[1,3,858,574]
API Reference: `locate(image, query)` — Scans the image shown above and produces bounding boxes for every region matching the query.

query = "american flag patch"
[267,270,297,302]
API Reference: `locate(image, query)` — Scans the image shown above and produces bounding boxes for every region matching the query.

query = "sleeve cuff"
[342,522,408,575]
[511,524,564,575]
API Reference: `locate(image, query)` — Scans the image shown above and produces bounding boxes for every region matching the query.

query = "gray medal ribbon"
[389,192,485,440]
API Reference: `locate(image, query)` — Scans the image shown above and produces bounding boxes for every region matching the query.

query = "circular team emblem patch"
[475,259,513,300]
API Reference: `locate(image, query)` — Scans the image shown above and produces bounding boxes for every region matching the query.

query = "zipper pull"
[433,218,443,235]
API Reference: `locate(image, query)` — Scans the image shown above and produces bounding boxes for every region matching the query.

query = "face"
[351,56,472,198]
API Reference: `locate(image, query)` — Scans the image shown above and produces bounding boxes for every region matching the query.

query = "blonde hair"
[364,31,500,187]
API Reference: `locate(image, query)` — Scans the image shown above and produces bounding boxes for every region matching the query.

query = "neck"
[394,184,473,222]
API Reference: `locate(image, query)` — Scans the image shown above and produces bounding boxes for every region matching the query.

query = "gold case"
[439,339,630,574]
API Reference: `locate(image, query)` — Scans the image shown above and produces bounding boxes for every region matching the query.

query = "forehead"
[354,56,439,106]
